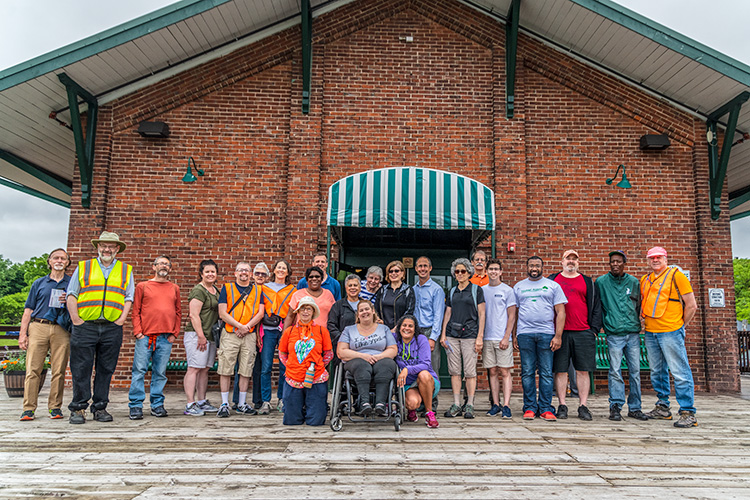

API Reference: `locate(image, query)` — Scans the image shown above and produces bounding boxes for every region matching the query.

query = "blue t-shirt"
[513,277,567,336]
[338,323,395,357]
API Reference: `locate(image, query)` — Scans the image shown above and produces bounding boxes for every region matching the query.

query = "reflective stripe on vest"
[77,259,131,322]
[640,267,679,319]
[225,283,261,333]
[262,284,296,318]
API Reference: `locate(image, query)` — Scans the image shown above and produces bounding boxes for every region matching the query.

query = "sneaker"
[444,404,462,418]
[217,404,231,418]
[463,404,475,419]
[20,410,34,421]
[425,411,440,428]
[151,406,168,418]
[49,409,63,419]
[407,409,419,422]
[502,406,512,419]
[184,403,205,416]
[556,404,568,419]
[258,402,272,415]
[236,404,258,415]
[374,403,387,417]
[578,405,593,421]
[523,410,536,420]
[231,402,238,410]
[276,399,284,413]
[129,407,143,420]
[197,400,218,413]
[360,402,373,417]
[69,409,86,424]
[540,411,557,421]
[486,404,501,416]
[674,410,698,428]
[93,409,113,422]
[628,409,649,421]
[647,404,672,420]
[609,404,622,421]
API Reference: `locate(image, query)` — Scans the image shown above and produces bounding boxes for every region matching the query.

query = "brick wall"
[65,0,738,393]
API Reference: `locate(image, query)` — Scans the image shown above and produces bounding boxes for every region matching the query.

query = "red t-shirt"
[554,274,589,331]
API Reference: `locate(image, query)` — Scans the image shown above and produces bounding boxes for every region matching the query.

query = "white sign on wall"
[708,288,725,308]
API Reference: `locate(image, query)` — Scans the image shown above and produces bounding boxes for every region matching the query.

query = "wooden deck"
[2,376,750,499]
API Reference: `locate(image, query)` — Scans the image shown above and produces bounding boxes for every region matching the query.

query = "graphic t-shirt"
[513,277,568,335]
[482,283,517,341]
[338,324,396,357]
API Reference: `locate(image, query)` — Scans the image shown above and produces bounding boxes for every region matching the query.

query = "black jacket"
[548,272,603,333]
[327,298,358,345]
[373,282,415,329]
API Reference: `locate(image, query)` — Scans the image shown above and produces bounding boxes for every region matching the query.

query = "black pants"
[68,321,123,411]
[344,357,397,406]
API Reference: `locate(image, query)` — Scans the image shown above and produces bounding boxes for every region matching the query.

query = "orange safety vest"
[77,259,132,322]
[262,284,297,318]
[640,267,681,319]
[224,283,262,333]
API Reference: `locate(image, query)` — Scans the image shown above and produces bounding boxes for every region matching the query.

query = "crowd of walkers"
[17,231,699,429]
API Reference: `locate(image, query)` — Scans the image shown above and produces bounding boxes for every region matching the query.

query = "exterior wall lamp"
[182,157,204,183]
[606,164,631,189]
[137,121,170,138]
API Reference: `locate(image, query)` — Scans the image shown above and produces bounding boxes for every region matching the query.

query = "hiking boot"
[49,409,63,419]
[20,410,34,421]
[523,410,536,420]
[540,411,557,421]
[407,409,419,422]
[69,409,86,424]
[444,404,462,418]
[129,407,143,420]
[425,411,440,428]
[578,405,593,421]
[556,404,568,419]
[217,403,230,418]
[501,406,512,419]
[150,406,168,418]
[374,403,387,417]
[184,403,204,416]
[463,404,475,419]
[93,409,113,422]
[628,409,649,421]
[674,411,698,428]
[258,402,272,415]
[609,404,622,421]
[487,404,501,416]
[646,404,672,420]
[197,400,218,413]
[236,404,258,415]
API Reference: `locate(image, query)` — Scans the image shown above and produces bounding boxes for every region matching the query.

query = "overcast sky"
[1,0,749,262]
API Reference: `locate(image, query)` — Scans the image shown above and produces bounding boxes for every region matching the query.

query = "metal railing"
[740,331,750,373]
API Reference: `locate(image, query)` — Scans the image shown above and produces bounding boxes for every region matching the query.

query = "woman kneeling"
[395,315,440,428]
[279,297,333,426]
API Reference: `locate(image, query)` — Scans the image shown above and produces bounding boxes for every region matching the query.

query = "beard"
[527,269,541,279]
[98,250,115,264]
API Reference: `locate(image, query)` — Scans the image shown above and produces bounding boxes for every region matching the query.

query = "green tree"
[0,292,26,325]
[735,258,750,321]
[0,253,52,325]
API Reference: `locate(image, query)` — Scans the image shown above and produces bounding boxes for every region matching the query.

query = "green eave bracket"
[301,0,312,114]
[505,0,520,119]
[0,149,72,197]
[58,72,98,209]
[707,91,749,220]
[0,177,70,208]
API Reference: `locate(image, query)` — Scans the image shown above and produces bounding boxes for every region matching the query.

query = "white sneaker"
[184,403,205,416]
[197,400,218,412]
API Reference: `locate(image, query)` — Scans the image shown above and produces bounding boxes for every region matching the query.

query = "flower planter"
[4,370,47,398]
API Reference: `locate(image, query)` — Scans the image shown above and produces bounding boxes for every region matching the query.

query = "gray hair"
[254,262,270,274]
[451,258,474,277]
[345,274,361,285]
[366,266,383,279]
[153,255,171,266]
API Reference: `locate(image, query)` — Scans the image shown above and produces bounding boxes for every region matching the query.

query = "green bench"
[590,332,650,394]
[149,360,218,371]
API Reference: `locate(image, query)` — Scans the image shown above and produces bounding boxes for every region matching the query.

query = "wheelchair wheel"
[329,363,343,428]
[331,416,343,432]
[394,413,401,431]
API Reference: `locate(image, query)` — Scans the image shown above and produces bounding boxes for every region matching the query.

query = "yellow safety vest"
[77,259,132,322]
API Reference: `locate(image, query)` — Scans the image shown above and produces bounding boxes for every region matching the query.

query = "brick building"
[1,0,748,392]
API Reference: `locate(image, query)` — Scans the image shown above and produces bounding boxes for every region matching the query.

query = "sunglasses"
[454,269,468,275]
[308,275,323,280]
[388,269,403,274]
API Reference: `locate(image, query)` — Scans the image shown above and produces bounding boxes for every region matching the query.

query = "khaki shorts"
[217,328,257,377]
[446,337,478,378]
[184,331,217,369]
[482,340,514,369]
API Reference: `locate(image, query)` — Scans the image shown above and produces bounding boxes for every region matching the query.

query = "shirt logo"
[626,288,631,295]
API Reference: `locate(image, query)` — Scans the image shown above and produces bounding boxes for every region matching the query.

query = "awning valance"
[327,167,495,230]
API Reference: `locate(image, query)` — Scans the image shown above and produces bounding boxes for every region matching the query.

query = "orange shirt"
[641,268,692,333]
[289,288,336,328]
[279,322,332,384]
[470,273,489,287]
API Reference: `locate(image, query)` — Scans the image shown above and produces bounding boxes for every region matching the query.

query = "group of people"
[16,230,699,429]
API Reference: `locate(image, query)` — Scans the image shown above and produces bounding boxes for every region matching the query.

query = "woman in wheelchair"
[394,315,441,428]
[337,300,398,416]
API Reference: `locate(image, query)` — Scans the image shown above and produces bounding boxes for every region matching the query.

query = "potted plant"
[2,352,49,398]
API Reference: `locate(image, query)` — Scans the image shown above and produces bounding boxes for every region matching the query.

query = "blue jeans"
[607,334,643,411]
[128,335,173,409]
[283,381,328,426]
[260,328,285,402]
[517,333,555,415]
[645,327,696,413]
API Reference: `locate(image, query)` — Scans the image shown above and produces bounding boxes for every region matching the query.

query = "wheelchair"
[329,361,406,431]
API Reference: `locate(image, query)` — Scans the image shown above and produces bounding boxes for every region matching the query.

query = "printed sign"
[708,288,725,308]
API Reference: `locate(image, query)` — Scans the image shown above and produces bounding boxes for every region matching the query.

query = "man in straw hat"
[66,231,134,424]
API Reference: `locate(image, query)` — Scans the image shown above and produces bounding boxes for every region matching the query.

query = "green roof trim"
[0,0,232,93]
[571,0,750,86]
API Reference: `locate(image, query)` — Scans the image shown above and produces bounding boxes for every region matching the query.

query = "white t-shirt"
[513,277,568,336]
[482,283,517,341]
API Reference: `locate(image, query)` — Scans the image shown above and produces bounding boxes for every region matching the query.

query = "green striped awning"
[327,167,495,230]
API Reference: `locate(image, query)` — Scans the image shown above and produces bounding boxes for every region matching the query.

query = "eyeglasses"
[254,272,268,276]
[237,269,251,273]
[388,269,403,274]
[308,275,323,280]
[454,269,468,275]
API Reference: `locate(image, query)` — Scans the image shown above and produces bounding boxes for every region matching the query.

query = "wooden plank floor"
[2,377,750,499]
